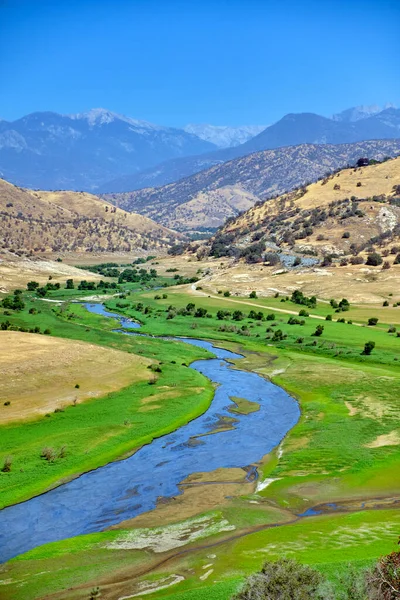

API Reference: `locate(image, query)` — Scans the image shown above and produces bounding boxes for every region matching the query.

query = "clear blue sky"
[0,0,399,126]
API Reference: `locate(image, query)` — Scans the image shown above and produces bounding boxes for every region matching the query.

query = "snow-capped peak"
[332,103,397,122]
[184,124,267,148]
[68,108,165,131]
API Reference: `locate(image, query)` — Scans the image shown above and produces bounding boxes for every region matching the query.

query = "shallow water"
[0,304,300,563]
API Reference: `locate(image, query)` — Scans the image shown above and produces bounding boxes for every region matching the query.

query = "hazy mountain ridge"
[183,124,266,148]
[103,139,400,231]
[100,107,400,192]
[0,109,216,191]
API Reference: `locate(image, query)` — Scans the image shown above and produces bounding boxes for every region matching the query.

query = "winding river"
[0,304,300,563]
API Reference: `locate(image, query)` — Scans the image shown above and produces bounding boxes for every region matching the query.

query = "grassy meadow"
[0,264,399,599]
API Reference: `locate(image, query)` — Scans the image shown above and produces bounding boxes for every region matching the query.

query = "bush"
[366,547,400,599]
[342,231,350,239]
[249,291,257,299]
[223,291,231,297]
[368,317,379,326]
[326,314,332,321]
[299,309,309,317]
[313,325,324,337]
[1,456,12,473]
[383,300,389,307]
[362,341,375,355]
[232,558,324,600]
[366,252,383,266]
[266,313,275,321]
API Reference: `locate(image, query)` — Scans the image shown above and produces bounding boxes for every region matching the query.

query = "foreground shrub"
[232,558,324,600]
[367,547,400,599]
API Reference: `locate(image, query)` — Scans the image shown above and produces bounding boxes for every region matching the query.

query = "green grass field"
[0,277,399,599]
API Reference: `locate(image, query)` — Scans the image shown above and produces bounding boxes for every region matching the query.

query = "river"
[0,304,300,563]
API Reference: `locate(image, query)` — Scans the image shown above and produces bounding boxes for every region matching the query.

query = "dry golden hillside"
[0,179,180,254]
[217,157,400,258]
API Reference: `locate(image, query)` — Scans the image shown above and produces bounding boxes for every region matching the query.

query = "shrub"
[271,329,286,342]
[325,314,332,321]
[366,548,400,599]
[249,291,257,299]
[298,309,309,317]
[368,317,379,326]
[41,447,56,462]
[1,456,12,472]
[383,300,389,307]
[366,252,383,266]
[232,558,324,600]
[266,313,275,321]
[362,341,375,355]
[313,325,324,337]
[350,256,364,265]
[223,291,231,297]
[342,231,350,238]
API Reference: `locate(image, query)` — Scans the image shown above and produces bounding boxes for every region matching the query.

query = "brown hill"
[0,179,180,254]
[103,140,400,232]
[210,156,400,260]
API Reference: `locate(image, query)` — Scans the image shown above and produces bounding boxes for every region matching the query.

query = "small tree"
[368,317,379,326]
[366,252,383,266]
[249,291,257,299]
[362,341,375,355]
[313,325,324,337]
[232,558,324,600]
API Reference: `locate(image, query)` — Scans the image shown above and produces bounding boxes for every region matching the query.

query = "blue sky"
[0,0,399,126]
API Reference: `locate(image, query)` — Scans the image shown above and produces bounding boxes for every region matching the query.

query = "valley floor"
[0,256,399,599]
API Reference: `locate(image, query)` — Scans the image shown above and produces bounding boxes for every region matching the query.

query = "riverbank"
[0,271,399,599]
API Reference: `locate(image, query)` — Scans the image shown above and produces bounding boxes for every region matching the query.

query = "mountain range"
[100,107,400,192]
[0,109,216,191]
[102,139,400,231]
[0,105,399,194]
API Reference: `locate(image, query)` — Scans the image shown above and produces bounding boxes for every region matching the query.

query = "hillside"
[0,178,180,253]
[0,109,215,191]
[211,156,400,260]
[103,140,400,231]
[100,107,400,192]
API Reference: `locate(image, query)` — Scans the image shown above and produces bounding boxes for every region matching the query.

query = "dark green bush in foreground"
[232,551,400,599]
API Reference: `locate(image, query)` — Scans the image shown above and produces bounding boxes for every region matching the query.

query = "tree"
[313,325,324,337]
[66,279,74,289]
[232,558,324,600]
[368,317,379,326]
[27,281,39,291]
[362,341,375,355]
[249,291,257,299]
[366,252,383,266]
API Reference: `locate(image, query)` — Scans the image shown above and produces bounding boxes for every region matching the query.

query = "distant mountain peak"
[183,123,266,148]
[69,108,165,131]
[332,103,397,122]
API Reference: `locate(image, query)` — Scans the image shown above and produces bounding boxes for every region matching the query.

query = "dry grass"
[0,331,151,423]
[221,156,400,256]
[0,178,179,254]
[0,253,102,293]
[193,261,400,305]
